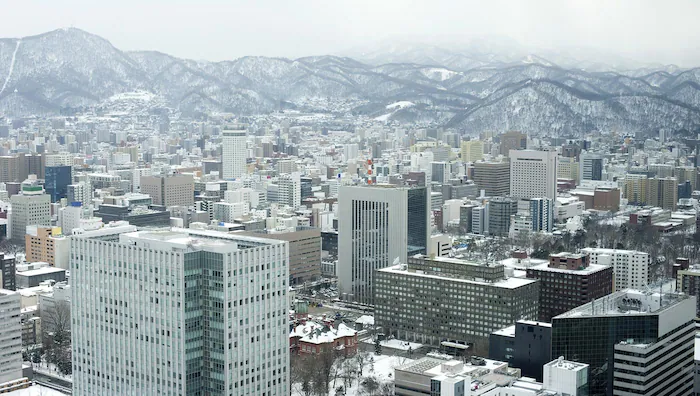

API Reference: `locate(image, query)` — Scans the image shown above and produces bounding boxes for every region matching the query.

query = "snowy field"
[292,354,414,396]
[362,338,423,351]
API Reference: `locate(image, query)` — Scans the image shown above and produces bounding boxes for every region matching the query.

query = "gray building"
[375,255,539,355]
[489,320,552,381]
[16,267,67,289]
[487,196,517,236]
[9,180,51,242]
[140,174,194,207]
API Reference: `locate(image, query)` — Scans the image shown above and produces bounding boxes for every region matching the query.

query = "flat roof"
[378,265,538,289]
[528,261,611,275]
[17,267,66,277]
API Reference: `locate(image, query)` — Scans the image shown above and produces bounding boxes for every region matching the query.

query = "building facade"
[526,252,613,322]
[140,174,195,208]
[338,185,429,305]
[375,256,539,354]
[24,226,71,269]
[71,227,290,395]
[9,180,51,242]
[509,149,558,200]
[552,290,696,396]
[222,128,247,180]
[44,165,72,202]
[472,161,510,197]
[581,248,650,291]
[0,289,22,385]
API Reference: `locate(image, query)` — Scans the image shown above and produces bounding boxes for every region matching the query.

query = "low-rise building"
[25,226,70,269]
[289,321,358,356]
[375,255,539,355]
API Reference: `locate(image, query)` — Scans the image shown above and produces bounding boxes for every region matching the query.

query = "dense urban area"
[1,20,700,396]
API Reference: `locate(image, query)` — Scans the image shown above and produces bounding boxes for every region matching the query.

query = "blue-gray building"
[45,166,72,202]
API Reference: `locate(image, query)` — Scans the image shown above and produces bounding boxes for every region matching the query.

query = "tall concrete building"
[460,140,483,163]
[526,252,613,322]
[277,173,301,209]
[623,174,648,206]
[529,197,554,233]
[222,128,247,180]
[581,248,651,291]
[375,256,539,354]
[499,131,527,156]
[557,156,580,183]
[552,290,696,396]
[0,290,21,386]
[0,254,15,291]
[45,165,72,202]
[579,152,604,181]
[338,185,429,305]
[9,179,51,242]
[72,226,290,395]
[472,160,510,197]
[140,174,195,207]
[241,227,321,286]
[509,149,558,200]
[647,176,678,210]
[487,196,517,236]
[67,181,93,207]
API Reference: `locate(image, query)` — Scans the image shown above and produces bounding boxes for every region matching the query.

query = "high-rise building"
[277,173,301,209]
[460,140,483,163]
[623,174,649,206]
[471,205,488,235]
[557,156,579,183]
[67,181,93,207]
[581,248,650,291]
[487,196,517,236]
[647,176,678,210]
[0,290,21,386]
[44,165,72,202]
[375,255,539,354]
[499,131,527,156]
[0,254,15,291]
[343,143,359,161]
[222,128,247,180]
[72,226,290,395]
[529,197,554,233]
[509,149,558,200]
[579,152,604,181]
[472,161,510,196]
[140,174,195,207]
[676,265,700,318]
[9,178,51,242]
[338,185,429,304]
[241,227,321,286]
[552,290,696,396]
[526,252,613,322]
[430,162,449,184]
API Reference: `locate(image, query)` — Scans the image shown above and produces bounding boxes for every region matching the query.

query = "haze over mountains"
[1,27,700,136]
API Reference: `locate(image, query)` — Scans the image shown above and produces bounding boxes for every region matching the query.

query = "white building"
[67,181,93,207]
[471,205,488,235]
[343,143,359,162]
[581,248,651,291]
[9,178,51,242]
[0,289,21,386]
[222,128,247,180]
[543,357,589,396]
[338,185,429,305]
[213,201,249,223]
[44,152,74,167]
[555,196,585,222]
[277,173,301,209]
[131,167,152,192]
[509,149,558,200]
[71,227,290,395]
[428,234,451,258]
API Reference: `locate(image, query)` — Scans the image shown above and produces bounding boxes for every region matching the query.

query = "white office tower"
[343,143,359,162]
[222,128,247,180]
[72,227,290,395]
[509,149,558,200]
[471,205,488,235]
[580,248,651,291]
[338,185,429,305]
[529,197,554,233]
[277,173,301,209]
[0,289,21,386]
[9,178,51,242]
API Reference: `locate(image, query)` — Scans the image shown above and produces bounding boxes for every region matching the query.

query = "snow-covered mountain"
[1,28,700,136]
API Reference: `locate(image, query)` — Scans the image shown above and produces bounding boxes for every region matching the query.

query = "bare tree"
[41,300,72,376]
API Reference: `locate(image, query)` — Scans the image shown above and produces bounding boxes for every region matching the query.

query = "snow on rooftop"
[379,264,537,289]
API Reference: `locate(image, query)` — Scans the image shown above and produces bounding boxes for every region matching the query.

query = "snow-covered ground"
[292,354,414,396]
[385,101,415,110]
[362,338,423,351]
[6,385,66,396]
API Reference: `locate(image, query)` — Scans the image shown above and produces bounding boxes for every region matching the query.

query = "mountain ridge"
[1,28,700,136]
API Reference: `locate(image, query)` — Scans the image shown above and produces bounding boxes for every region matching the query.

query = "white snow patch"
[362,338,423,351]
[385,101,415,110]
[421,68,461,81]
[108,91,155,102]
[0,40,21,97]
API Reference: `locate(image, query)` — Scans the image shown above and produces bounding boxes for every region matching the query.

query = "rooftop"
[554,289,690,319]
[378,264,537,289]
[529,261,611,275]
[16,267,66,277]
[544,357,588,372]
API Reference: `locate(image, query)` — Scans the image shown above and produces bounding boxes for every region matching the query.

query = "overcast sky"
[2,0,700,66]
